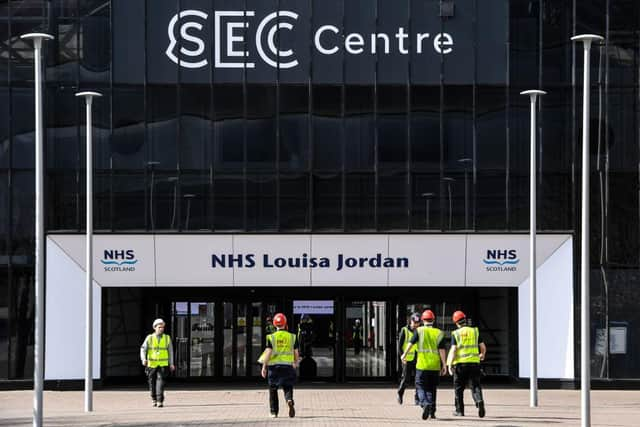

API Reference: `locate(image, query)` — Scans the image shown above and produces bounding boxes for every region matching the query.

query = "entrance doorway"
[292,300,336,379]
[171,301,216,378]
[345,300,389,378]
[102,287,516,383]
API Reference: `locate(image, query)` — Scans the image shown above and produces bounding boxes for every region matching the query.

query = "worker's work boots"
[476,400,486,418]
[453,397,464,416]
[422,404,432,420]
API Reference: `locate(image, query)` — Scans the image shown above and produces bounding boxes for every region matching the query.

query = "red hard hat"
[273,313,287,328]
[421,310,435,321]
[452,310,466,323]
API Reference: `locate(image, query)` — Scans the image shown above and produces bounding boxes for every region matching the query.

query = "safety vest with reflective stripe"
[416,326,444,371]
[267,330,295,366]
[401,326,416,362]
[452,326,481,365]
[146,334,171,368]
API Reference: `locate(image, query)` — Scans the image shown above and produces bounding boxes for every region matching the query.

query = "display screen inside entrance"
[293,300,334,315]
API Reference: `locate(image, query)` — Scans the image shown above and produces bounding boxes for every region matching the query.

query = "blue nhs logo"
[483,249,519,270]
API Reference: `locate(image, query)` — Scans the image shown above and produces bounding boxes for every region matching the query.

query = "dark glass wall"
[0,0,639,380]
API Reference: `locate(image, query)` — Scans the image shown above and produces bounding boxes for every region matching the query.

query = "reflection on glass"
[190,302,215,376]
[293,300,335,378]
[251,302,263,376]
[236,303,247,375]
[223,302,233,376]
[171,302,189,377]
[346,301,386,377]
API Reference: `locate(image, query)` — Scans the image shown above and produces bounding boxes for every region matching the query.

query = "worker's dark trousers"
[453,363,484,414]
[397,359,418,404]
[415,369,440,413]
[146,366,168,402]
[268,365,296,415]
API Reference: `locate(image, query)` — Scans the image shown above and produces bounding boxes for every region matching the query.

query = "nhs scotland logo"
[101,249,138,272]
[483,249,519,272]
[165,8,455,70]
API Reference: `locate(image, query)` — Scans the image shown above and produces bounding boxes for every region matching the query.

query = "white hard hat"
[152,318,165,328]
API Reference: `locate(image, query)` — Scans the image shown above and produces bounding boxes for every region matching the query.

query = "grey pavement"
[0,386,638,426]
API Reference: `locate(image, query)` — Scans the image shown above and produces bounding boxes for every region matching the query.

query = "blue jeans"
[415,369,440,409]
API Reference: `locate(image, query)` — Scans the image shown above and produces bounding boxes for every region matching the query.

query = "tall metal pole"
[20,32,53,427]
[76,91,102,413]
[520,90,546,408]
[572,34,603,427]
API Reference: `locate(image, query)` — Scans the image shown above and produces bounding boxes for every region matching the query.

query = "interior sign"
[166,9,454,70]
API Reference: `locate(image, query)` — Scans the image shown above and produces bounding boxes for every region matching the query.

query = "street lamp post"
[572,33,604,427]
[75,91,102,413]
[20,32,53,427]
[421,192,435,230]
[520,89,547,408]
[457,158,473,230]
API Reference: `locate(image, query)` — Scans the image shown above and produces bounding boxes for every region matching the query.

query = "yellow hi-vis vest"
[416,326,444,371]
[146,334,171,368]
[452,326,481,365]
[401,326,416,362]
[267,330,295,366]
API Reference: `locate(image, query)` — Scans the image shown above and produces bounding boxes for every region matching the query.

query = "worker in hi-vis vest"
[396,312,420,405]
[446,310,487,418]
[401,309,447,420]
[260,313,300,418]
[140,318,175,407]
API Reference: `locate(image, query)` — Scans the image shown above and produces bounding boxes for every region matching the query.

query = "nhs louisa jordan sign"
[46,234,569,288]
[113,0,508,85]
[211,253,408,271]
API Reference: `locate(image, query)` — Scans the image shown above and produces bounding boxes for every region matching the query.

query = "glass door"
[189,302,215,376]
[171,301,215,377]
[345,300,388,377]
[292,300,336,379]
[223,300,281,377]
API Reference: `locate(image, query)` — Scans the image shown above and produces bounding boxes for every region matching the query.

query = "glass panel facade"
[1,0,640,381]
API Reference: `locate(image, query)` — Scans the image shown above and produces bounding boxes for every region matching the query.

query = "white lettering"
[214,11,255,69]
[434,32,453,54]
[256,11,299,69]
[371,33,389,54]
[416,32,430,54]
[169,9,456,70]
[166,9,209,69]
[395,27,409,54]
[314,25,339,55]
[226,21,245,57]
[345,33,364,54]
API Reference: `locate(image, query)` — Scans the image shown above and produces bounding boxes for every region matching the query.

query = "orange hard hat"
[273,313,287,328]
[452,310,466,323]
[421,310,435,321]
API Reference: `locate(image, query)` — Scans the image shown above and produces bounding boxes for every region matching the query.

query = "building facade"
[0,0,639,385]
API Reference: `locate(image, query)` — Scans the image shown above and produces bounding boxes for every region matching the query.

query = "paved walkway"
[0,386,638,426]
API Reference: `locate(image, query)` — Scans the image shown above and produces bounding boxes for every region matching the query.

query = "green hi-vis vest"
[267,330,295,366]
[146,334,171,368]
[401,326,416,362]
[416,326,444,371]
[452,326,481,365]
